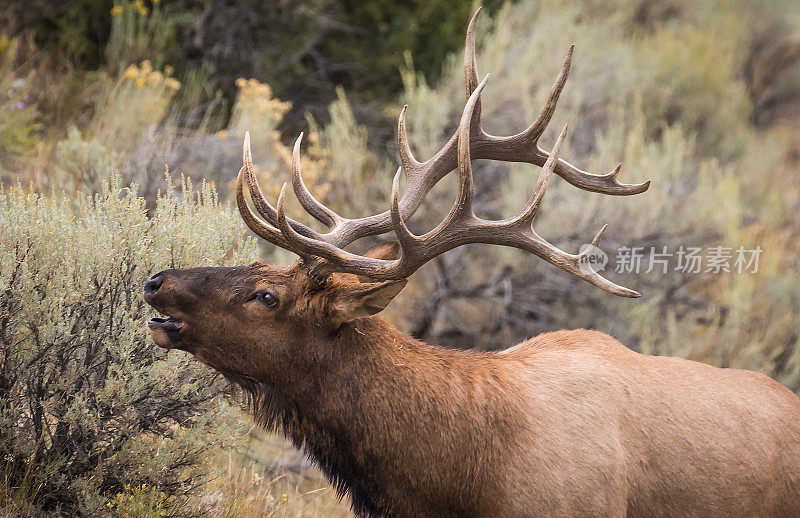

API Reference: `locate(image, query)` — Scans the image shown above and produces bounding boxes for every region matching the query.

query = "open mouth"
[147,315,187,349]
[148,316,184,332]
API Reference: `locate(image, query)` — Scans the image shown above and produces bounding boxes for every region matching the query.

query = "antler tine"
[276,180,400,278]
[382,72,488,276]
[397,106,421,180]
[591,224,608,247]
[521,45,573,144]
[391,73,487,258]
[235,166,290,248]
[242,131,278,225]
[520,217,640,297]
[242,132,321,240]
[464,6,483,129]
[275,182,330,267]
[513,124,567,225]
[531,235,640,297]
[276,183,302,250]
[390,167,420,250]
[388,167,427,280]
[453,74,490,219]
[290,132,343,228]
[275,183,352,266]
[464,7,481,98]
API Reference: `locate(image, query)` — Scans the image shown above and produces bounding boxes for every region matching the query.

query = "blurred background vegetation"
[1,0,799,515]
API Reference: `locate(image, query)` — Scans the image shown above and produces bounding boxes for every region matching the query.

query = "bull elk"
[143,9,800,517]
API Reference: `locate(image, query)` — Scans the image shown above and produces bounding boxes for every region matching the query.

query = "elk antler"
[273,77,639,297]
[236,8,647,297]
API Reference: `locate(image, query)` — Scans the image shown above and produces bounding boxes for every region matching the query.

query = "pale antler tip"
[600,163,623,180]
[619,284,642,298]
[542,125,568,166]
[278,182,288,207]
[391,167,402,205]
[398,104,420,172]
[563,46,574,71]
[469,6,482,26]
[470,73,490,97]
[565,45,575,64]
[591,224,608,247]
[293,133,303,155]
[243,131,252,164]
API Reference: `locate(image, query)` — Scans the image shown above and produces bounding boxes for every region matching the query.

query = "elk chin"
[147,316,187,349]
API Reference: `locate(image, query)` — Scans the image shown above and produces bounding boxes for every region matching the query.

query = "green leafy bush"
[0,176,257,515]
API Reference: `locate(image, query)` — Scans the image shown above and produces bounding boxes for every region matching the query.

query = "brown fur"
[144,258,800,517]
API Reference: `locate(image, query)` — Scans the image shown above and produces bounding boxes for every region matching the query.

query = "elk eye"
[255,291,279,308]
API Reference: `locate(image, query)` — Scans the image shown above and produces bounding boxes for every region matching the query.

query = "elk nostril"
[144,274,164,296]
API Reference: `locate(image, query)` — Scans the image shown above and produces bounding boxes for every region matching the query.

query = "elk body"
[144,10,800,517]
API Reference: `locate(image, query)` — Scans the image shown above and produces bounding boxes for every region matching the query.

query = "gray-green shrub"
[0,176,258,516]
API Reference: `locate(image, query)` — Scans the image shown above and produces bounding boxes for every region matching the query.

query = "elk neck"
[236,315,521,516]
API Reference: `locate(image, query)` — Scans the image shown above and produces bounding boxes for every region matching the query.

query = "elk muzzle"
[143,271,187,349]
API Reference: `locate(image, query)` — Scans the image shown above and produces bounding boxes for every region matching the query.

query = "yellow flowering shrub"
[92,60,180,147]
[106,0,177,76]
[223,78,334,232]
[229,78,291,146]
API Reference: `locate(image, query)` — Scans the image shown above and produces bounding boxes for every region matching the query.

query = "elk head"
[144,7,648,397]
[143,261,406,384]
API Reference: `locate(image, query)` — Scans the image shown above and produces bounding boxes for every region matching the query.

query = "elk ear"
[331,279,407,324]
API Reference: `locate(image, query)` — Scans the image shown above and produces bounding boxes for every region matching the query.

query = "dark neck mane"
[224,316,503,517]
